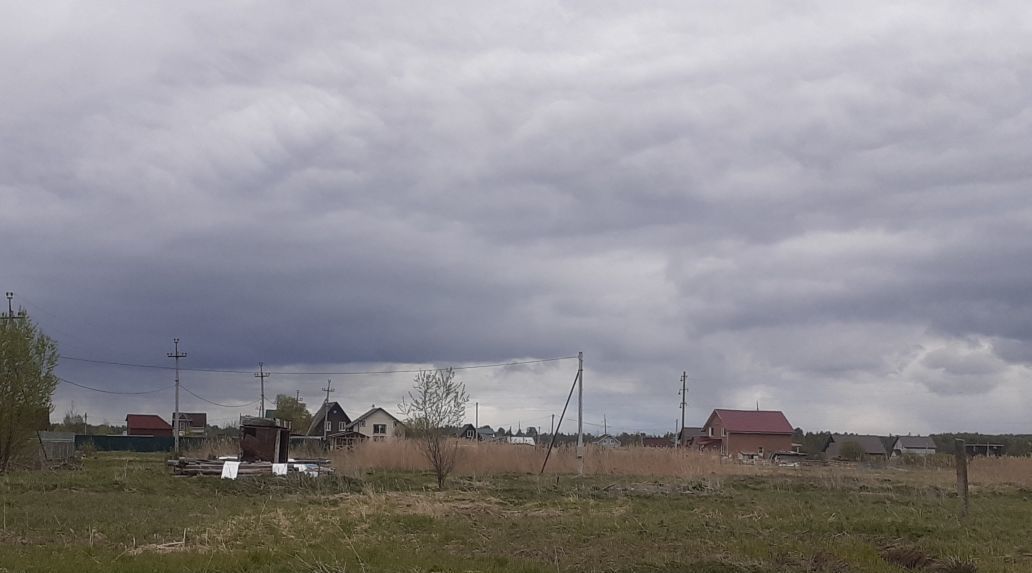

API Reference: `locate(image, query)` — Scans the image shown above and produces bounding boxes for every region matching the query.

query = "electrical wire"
[58,376,172,395]
[180,385,261,408]
[59,355,578,376]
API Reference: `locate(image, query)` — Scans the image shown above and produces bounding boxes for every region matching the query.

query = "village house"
[823,434,888,460]
[171,412,207,437]
[695,409,794,459]
[456,423,480,440]
[593,434,621,448]
[890,436,937,457]
[677,426,705,447]
[306,401,351,437]
[126,414,173,437]
[345,407,405,442]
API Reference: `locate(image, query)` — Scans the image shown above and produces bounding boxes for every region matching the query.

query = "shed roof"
[708,409,794,434]
[126,414,172,431]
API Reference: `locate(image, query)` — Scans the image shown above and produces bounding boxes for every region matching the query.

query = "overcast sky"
[3,2,1031,434]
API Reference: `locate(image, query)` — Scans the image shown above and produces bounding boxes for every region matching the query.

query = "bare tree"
[399,368,469,489]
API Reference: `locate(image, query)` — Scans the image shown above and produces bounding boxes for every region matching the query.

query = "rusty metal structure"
[239,416,290,463]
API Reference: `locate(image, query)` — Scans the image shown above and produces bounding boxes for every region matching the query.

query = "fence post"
[954,439,968,517]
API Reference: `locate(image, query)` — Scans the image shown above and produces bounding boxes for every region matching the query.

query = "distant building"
[593,434,621,448]
[171,412,207,437]
[697,409,795,459]
[456,424,480,440]
[890,436,937,457]
[678,426,705,447]
[508,436,535,446]
[477,425,497,441]
[126,414,173,437]
[343,407,405,442]
[641,436,674,448]
[306,402,351,437]
[823,434,888,460]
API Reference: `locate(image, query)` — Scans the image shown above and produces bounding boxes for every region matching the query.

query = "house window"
[339,421,347,431]
[324,421,331,432]
[466,430,475,438]
[721,428,727,437]
[373,424,387,435]
[708,427,713,437]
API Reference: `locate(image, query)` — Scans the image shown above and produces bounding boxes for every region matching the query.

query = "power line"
[58,376,172,395]
[58,355,577,376]
[180,384,261,408]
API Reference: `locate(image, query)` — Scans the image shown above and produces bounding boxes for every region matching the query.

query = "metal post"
[475,401,479,428]
[577,351,584,476]
[5,292,11,317]
[167,338,186,455]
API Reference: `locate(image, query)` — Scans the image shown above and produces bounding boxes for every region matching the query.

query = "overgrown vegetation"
[399,368,469,489]
[0,309,58,472]
[1,452,1031,572]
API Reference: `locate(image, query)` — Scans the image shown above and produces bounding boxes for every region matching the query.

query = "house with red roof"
[126,414,173,437]
[694,409,794,460]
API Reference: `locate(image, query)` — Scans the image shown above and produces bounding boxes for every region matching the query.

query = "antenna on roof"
[756,400,759,411]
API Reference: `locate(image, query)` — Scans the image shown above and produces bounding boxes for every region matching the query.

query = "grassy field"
[2,451,1031,573]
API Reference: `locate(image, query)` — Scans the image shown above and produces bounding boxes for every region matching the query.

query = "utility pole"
[678,371,687,447]
[83,412,88,435]
[295,390,300,402]
[577,351,584,476]
[475,401,479,428]
[320,379,334,440]
[551,413,555,436]
[254,362,270,417]
[167,338,186,455]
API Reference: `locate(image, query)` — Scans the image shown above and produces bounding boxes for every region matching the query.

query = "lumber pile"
[167,458,334,477]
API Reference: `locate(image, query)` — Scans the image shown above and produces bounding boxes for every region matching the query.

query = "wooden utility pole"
[678,371,687,447]
[1,292,25,321]
[320,379,334,440]
[254,362,270,417]
[167,338,186,455]
[551,413,555,436]
[576,351,584,476]
[955,439,969,517]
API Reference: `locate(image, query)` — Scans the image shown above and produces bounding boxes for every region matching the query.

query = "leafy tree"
[0,310,59,472]
[273,394,312,434]
[399,368,469,489]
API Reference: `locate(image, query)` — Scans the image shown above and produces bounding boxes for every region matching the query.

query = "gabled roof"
[307,401,351,435]
[477,425,496,436]
[706,409,794,435]
[893,436,937,450]
[348,407,404,428]
[825,434,888,457]
[126,414,172,430]
[172,412,206,427]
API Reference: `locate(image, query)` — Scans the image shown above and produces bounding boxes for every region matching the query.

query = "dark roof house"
[824,434,888,459]
[306,402,351,436]
[891,436,937,456]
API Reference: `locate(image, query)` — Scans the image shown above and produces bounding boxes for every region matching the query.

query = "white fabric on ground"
[221,460,240,479]
[272,463,288,476]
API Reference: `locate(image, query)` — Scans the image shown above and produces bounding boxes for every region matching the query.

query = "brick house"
[696,409,794,459]
[126,414,173,437]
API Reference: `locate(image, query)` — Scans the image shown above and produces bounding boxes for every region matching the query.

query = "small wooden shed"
[239,417,290,463]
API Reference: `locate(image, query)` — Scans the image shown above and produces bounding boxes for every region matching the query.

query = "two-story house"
[696,409,794,459]
[306,402,352,437]
[345,407,405,442]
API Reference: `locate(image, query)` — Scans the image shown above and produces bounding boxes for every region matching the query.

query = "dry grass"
[328,440,1032,487]
[332,440,759,478]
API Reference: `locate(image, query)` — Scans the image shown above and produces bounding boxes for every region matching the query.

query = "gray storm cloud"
[2,2,1031,433]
